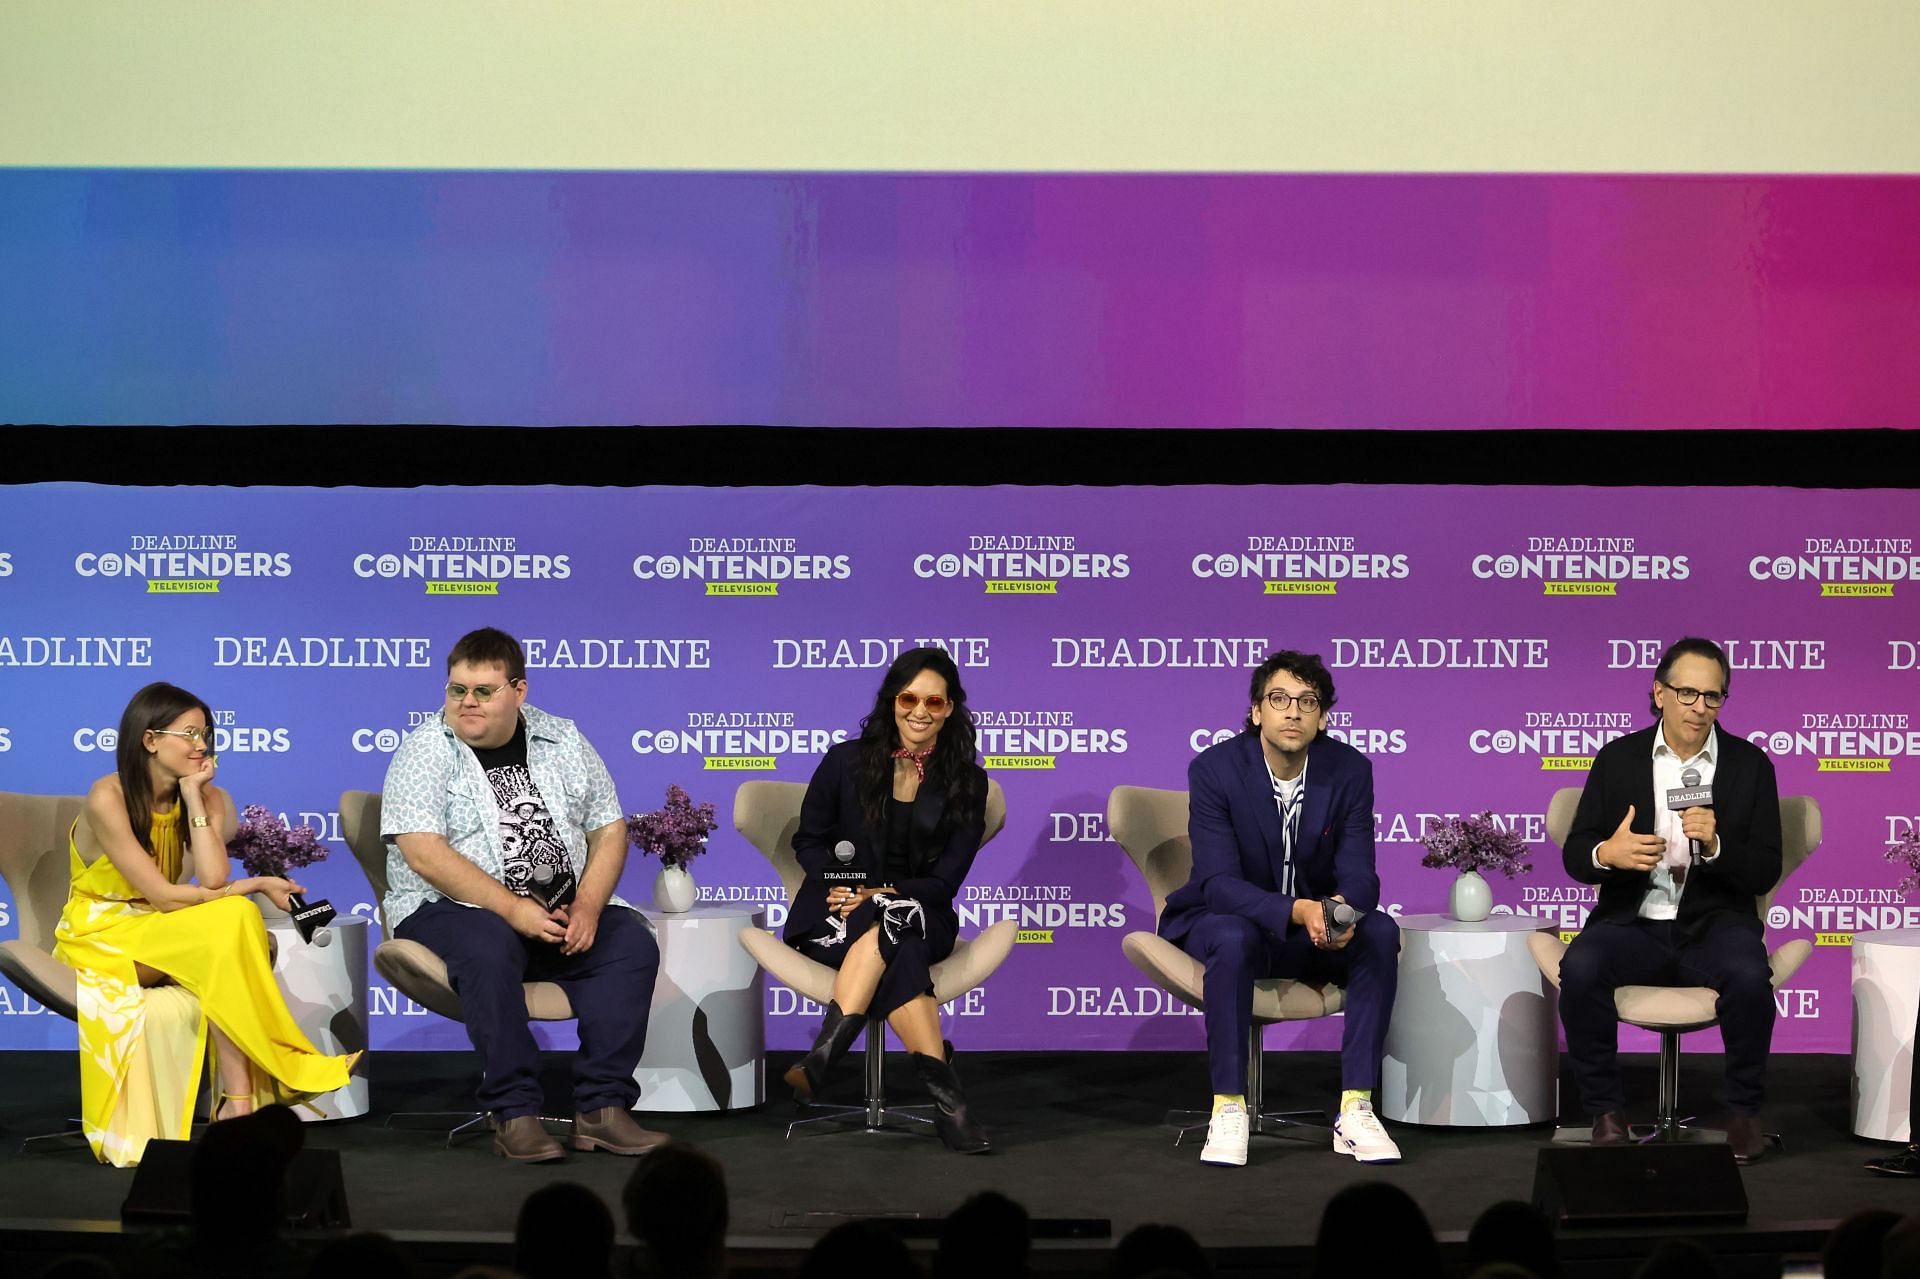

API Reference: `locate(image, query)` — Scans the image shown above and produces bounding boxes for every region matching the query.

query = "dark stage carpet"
[2,1049,1914,1276]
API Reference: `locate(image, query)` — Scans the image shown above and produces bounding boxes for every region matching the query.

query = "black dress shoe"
[1590,1112,1629,1146]
[1866,1144,1920,1176]
[1726,1113,1767,1164]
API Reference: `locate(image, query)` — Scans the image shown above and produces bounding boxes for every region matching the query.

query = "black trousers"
[1559,916,1774,1117]
[396,898,660,1118]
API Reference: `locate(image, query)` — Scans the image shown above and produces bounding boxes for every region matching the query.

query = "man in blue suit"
[1160,650,1402,1166]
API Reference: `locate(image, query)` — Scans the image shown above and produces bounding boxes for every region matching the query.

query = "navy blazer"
[1159,731,1379,947]
[1563,724,1782,941]
[783,739,989,943]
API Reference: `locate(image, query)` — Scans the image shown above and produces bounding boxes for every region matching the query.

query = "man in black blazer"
[1160,651,1402,1167]
[1558,636,1783,1162]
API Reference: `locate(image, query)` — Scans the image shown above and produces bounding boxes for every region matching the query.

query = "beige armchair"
[1108,784,1341,1148]
[340,788,576,1143]
[0,792,88,1150]
[1528,786,1819,1149]
[732,778,1013,1139]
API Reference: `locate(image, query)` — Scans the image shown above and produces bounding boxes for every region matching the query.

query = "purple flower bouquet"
[226,804,330,879]
[1418,811,1533,879]
[626,784,718,870]
[1885,835,1920,898]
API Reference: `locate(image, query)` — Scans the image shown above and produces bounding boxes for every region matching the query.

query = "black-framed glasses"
[446,679,522,704]
[151,726,217,746]
[1263,690,1323,713]
[1661,682,1727,709]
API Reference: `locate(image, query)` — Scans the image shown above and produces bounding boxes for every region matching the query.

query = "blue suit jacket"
[1158,730,1379,946]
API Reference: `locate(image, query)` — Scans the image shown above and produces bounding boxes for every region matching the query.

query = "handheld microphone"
[1664,765,1713,866]
[1322,897,1366,937]
[286,893,337,945]
[527,860,577,912]
[824,840,867,888]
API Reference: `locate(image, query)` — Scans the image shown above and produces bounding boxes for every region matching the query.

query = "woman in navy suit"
[783,646,990,1152]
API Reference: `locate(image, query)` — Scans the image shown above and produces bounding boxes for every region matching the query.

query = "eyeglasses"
[1661,682,1727,709]
[151,726,217,746]
[446,679,522,704]
[896,692,952,713]
[1263,690,1323,713]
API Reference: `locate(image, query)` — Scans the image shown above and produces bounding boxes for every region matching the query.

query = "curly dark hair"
[853,647,981,834]
[1242,650,1337,733]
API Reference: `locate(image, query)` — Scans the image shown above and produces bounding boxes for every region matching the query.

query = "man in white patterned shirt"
[381,627,663,1163]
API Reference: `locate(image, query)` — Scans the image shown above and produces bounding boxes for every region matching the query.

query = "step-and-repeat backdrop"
[1,483,1913,1054]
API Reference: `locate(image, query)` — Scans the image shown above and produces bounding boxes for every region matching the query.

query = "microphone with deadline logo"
[825,840,867,890]
[1664,765,1714,867]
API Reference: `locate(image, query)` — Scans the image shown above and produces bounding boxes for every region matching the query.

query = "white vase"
[1449,869,1492,923]
[653,864,697,914]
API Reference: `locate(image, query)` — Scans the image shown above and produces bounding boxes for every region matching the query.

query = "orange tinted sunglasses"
[896,692,952,713]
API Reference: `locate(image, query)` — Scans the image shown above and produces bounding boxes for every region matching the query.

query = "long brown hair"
[115,682,214,856]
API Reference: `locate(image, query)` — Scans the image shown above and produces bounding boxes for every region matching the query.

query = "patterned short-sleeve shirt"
[378,703,627,929]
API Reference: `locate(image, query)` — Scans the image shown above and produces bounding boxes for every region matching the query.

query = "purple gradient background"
[3,171,1918,427]
[1,482,1913,1058]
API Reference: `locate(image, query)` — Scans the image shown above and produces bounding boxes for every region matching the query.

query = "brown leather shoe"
[493,1114,566,1163]
[572,1106,669,1156]
[1590,1112,1629,1146]
[1726,1113,1767,1164]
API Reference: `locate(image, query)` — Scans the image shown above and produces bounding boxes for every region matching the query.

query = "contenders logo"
[1051,635,1268,669]
[75,534,292,595]
[913,535,1127,595]
[1749,537,1917,598]
[1472,536,1686,597]
[1746,712,1915,773]
[0,635,153,668]
[351,709,441,755]
[0,551,12,577]
[72,708,292,755]
[1607,638,1827,671]
[354,535,570,596]
[632,537,849,597]
[630,712,848,770]
[959,885,1129,944]
[1192,535,1410,596]
[973,709,1128,770]
[1188,711,1408,757]
[1470,710,1635,771]
[0,726,11,752]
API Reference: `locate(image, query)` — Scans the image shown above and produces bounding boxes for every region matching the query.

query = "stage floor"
[1,1048,1911,1274]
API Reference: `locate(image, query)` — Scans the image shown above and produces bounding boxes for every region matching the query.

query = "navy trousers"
[1558,917,1774,1117]
[1177,909,1400,1096]
[396,898,661,1118]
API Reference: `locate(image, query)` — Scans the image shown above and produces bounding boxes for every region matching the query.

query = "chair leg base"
[384,1110,574,1149]
[19,1123,87,1154]
[1167,1107,1333,1148]
[785,1101,937,1141]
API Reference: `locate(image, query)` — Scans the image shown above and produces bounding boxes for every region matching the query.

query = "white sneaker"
[1200,1102,1250,1166]
[1333,1099,1402,1163]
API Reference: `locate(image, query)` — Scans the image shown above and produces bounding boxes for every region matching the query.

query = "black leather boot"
[784,1000,867,1101]
[910,1051,991,1153]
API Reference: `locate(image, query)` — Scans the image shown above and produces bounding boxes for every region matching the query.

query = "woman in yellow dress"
[54,682,355,1167]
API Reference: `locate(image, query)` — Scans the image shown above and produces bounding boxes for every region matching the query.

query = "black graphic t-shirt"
[470,719,570,898]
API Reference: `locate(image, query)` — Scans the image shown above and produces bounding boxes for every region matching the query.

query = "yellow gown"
[53,807,353,1167]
